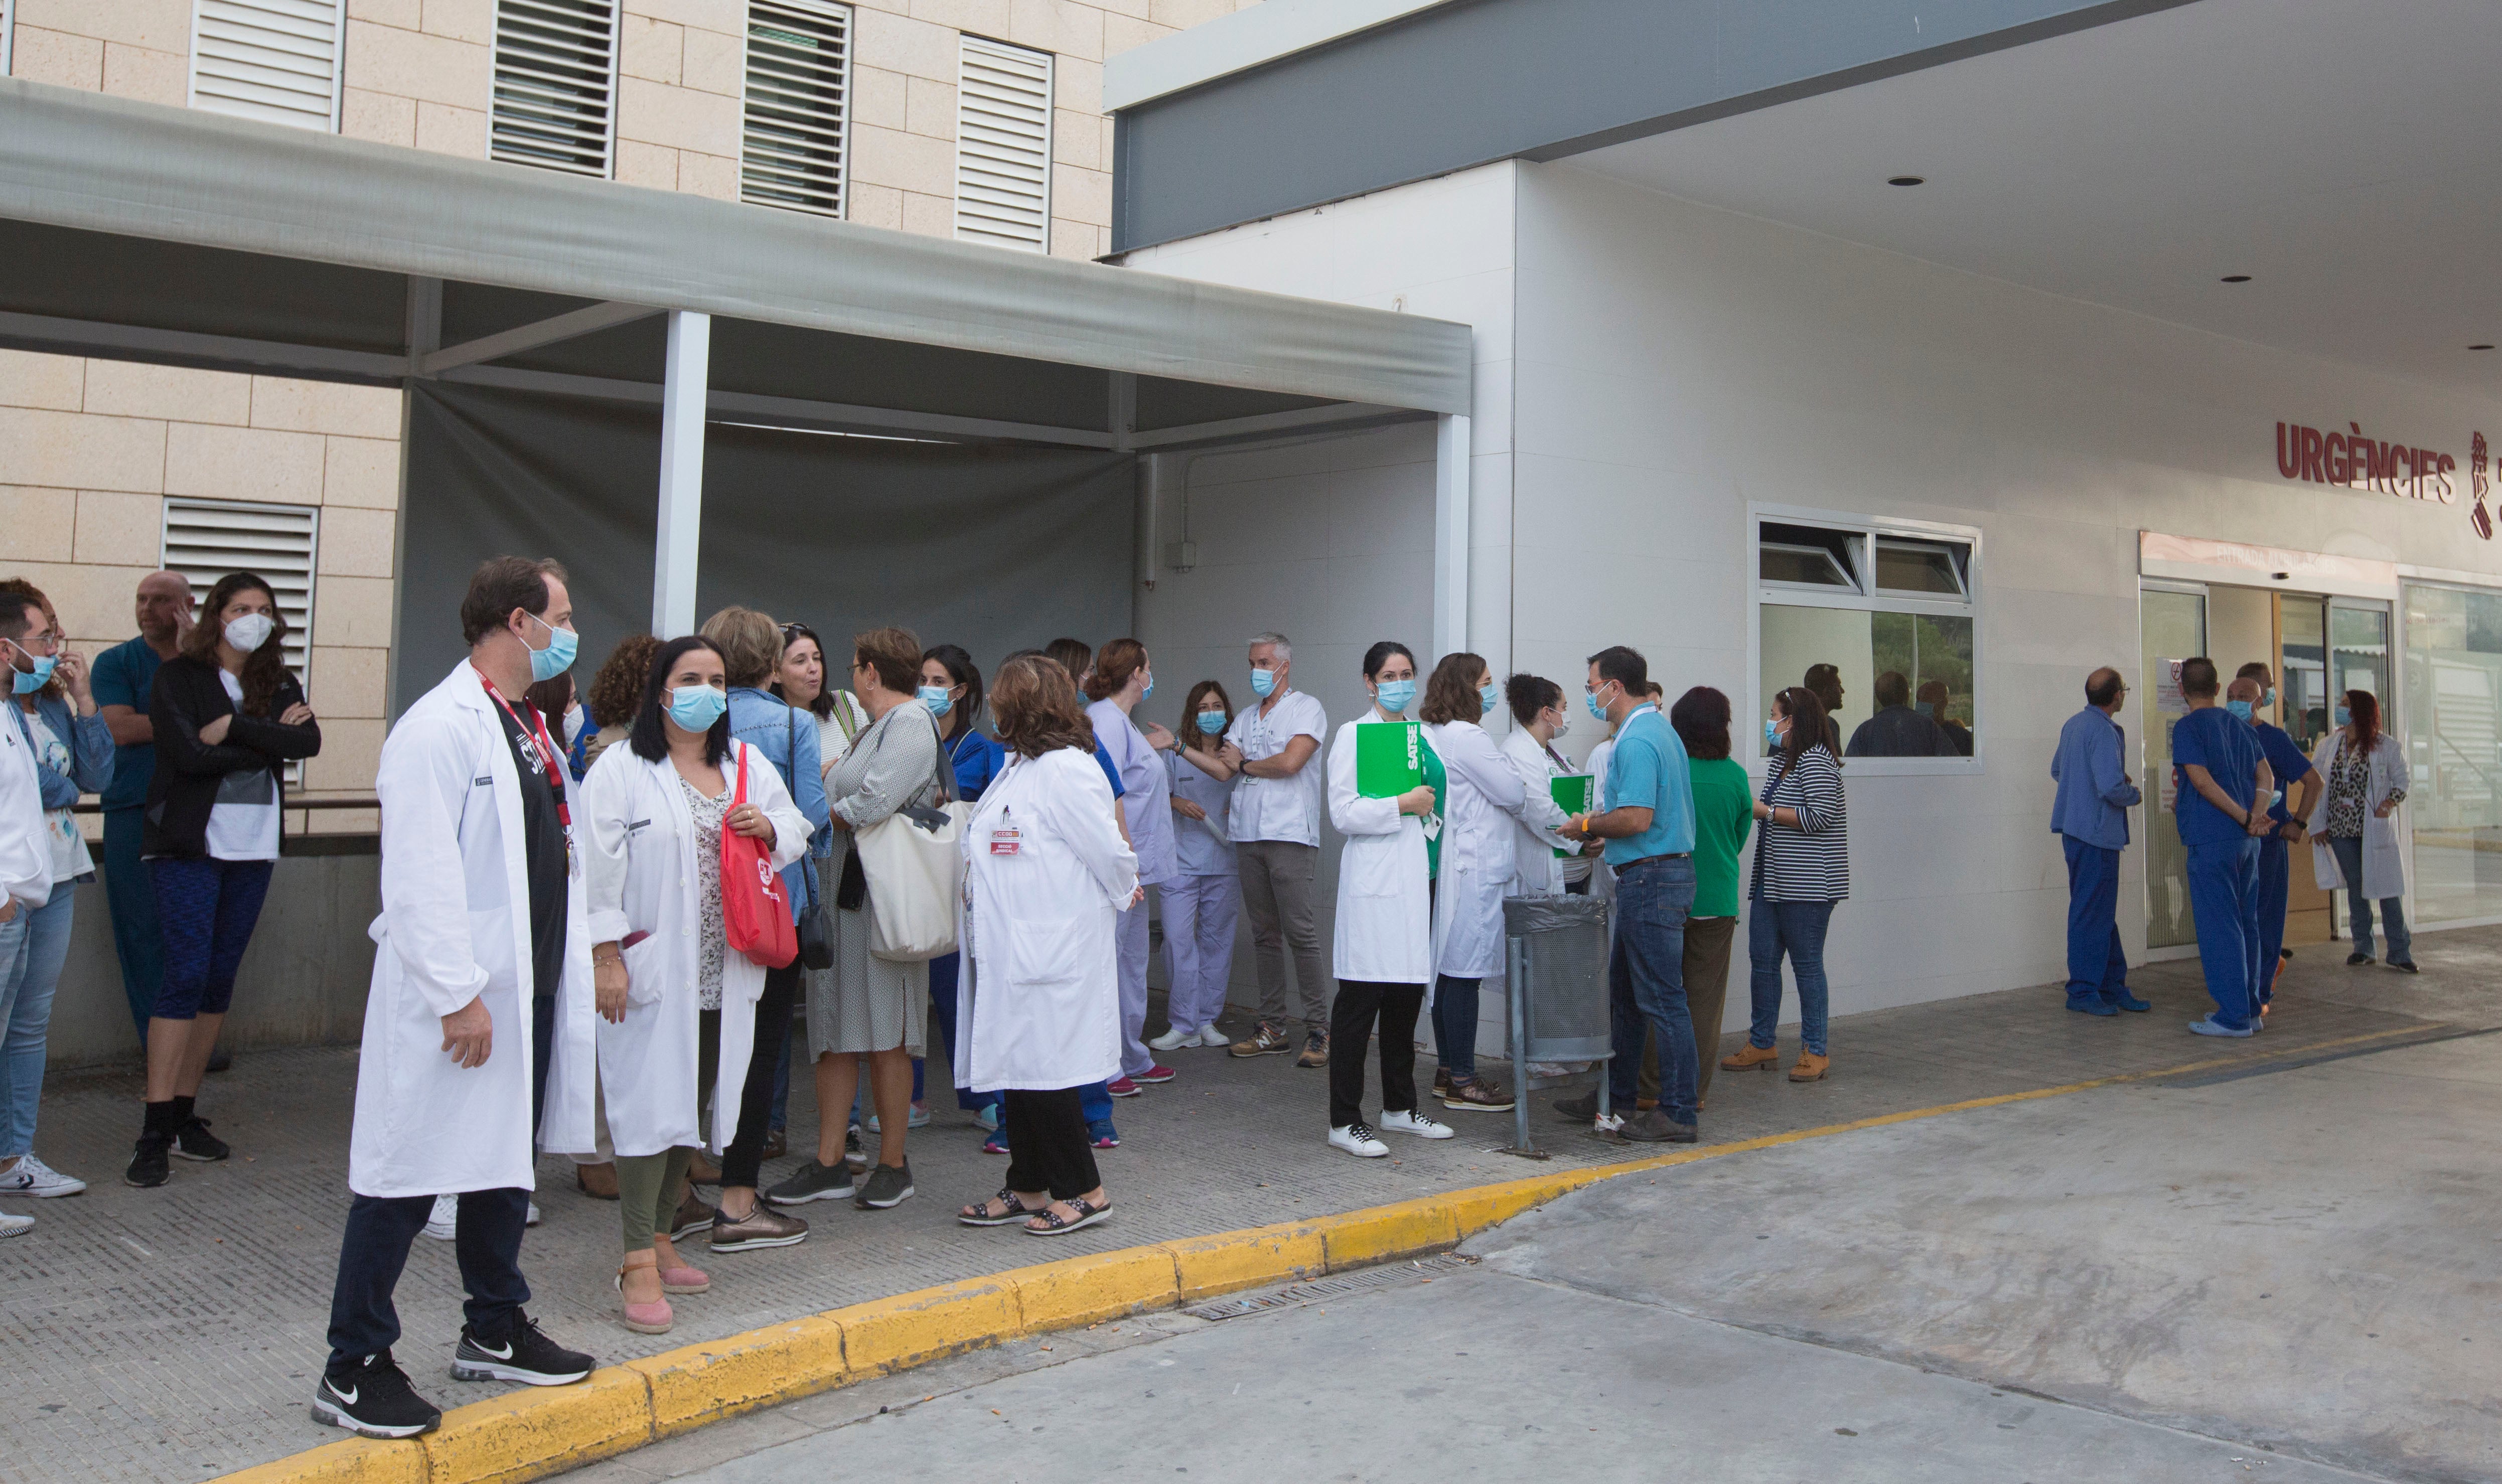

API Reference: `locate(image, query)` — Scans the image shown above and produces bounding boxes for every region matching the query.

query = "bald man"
[2050,666,2145,1014]
[93,571,194,1040]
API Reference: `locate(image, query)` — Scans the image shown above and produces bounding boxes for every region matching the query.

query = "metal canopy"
[0,79,1470,449]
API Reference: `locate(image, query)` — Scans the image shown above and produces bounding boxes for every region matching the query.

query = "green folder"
[1355,720,1425,798]
[1551,774,1593,857]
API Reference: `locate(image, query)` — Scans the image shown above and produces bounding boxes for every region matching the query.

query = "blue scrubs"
[2061,834,2130,1007]
[2251,720,2315,1006]
[2172,707,2266,1029]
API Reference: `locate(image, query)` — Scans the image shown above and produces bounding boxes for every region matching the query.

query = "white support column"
[1433,413,1471,662]
[652,310,710,638]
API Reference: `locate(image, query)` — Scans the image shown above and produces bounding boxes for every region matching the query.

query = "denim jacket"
[726,686,830,923]
[12,692,115,809]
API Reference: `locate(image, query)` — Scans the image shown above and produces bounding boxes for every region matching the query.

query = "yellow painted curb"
[220,1026,2426,1484]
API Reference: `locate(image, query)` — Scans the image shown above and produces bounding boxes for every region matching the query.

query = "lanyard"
[474,665,571,833]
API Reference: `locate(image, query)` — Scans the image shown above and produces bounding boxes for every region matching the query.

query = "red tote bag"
[720,748,799,969]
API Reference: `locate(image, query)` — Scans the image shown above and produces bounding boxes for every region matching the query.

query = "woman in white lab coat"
[1420,653,1574,1114]
[578,635,809,1333]
[953,656,1139,1238]
[2307,688,2415,972]
[1320,642,1451,1158]
[1497,674,1594,899]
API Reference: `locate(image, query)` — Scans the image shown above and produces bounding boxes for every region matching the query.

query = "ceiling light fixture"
[1887,175,1924,187]
[2220,275,2252,283]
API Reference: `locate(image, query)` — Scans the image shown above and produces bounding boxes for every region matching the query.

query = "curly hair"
[181,572,295,717]
[991,654,1096,760]
[1419,651,1489,725]
[585,634,660,729]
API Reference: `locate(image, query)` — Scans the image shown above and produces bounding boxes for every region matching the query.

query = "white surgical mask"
[224,613,275,653]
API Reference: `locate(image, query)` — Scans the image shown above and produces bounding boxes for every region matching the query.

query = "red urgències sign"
[2275,421,2494,539]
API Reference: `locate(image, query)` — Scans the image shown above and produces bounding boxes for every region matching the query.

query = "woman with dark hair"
[953,654,1137,1236]
[770,627,942,1214]
[1083,639,1179,1093]
[576,635,811,1323]
[1320,642,1447,1156]
[919,643,1007,1131]
[1726,686,1848,1084]
[1150,679,1240,1051]
[1418,652,1571,1114]
[1665,687,1751,1104]
[576,634,660,777]
[2306,689,2412,971]
[127,571,321,1186]
[1498,673,1592,898]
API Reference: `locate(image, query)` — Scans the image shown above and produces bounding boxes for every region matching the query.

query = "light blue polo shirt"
[1600,703,1696,866]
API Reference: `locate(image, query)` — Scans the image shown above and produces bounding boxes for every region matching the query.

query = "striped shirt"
[1751,745,1848,902]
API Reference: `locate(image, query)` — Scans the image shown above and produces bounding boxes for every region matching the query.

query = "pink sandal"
[652,1236,709,1294]
[617,1254,673,1335]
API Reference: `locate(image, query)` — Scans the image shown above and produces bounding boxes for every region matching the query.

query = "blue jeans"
[103,809,163,1041]
[2185,838,2262,1029]
[2061,835,2130,1005]
[1747,897,1837,1056]
[1607,855,1697,1123]
[1431,973,1483,1080]
[2328,835,2411,964]
[0,890,74,1157]
[2255,833,2291,1002]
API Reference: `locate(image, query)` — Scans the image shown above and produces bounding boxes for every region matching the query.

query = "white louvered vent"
[491,0,621,178]
[954,36,1053,253]
[188,0,345,131]
[742,0,851,217]
[162,500,319,698]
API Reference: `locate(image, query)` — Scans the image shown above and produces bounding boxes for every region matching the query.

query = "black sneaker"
[1552,1090,1601,1121]
[763,1158,854,1206]
[855,1160,915,1210]
[173,1117,230,1162]
[124,1135,171,1189]
[313,1352,440,1438]
[449,1313,594,1386]
[2346,952,2375,966]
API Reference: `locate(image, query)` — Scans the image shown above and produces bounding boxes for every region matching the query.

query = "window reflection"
[2404,584,2502,924]
[1760,606,1976,758]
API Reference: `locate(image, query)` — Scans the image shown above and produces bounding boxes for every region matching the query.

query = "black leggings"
[697,961,802,1190]
[1002,1088,1100,1201]
[1329,979,1426,1129]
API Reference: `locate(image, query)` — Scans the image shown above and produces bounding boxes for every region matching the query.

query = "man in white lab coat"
[0,598,56,1240]
[313,558,597,1439]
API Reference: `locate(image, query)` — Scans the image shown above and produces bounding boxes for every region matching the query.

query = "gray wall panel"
[1113,0,2196,251]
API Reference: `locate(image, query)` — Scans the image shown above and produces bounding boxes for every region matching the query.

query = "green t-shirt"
[1687,756,1756,918]
[1420,734,1447,879]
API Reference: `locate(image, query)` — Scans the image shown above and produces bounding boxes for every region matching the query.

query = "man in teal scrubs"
[90,571,192,1043]
[2169,658,2275,1036]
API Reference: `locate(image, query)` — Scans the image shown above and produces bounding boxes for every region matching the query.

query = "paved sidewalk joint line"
[216,1026,2428,1484]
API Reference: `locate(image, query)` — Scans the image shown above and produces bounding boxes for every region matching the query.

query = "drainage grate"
[1184,1253,1480,1321]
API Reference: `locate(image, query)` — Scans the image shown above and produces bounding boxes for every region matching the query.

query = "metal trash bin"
[1501,895,1611,1157]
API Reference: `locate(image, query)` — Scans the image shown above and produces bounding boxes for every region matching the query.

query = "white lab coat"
[350,663,597,1199]
[0,715,52,910]
[1497,728,1581,899]
[2308,731,2410,901]
[1327,715,1433,984]
[1424,720,1574,981]
[953,747,1138,1093]
[573,740,809,1158]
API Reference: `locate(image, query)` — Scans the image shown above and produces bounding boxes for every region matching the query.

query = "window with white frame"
[188,0,345,131]
[490,0,621,178]
[1755,513,1980,762]
[163,499,319,699]
[742,0,850,217]
[954,36,1053,252]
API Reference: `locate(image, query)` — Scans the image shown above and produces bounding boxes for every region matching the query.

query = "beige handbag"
[855,709,971,961]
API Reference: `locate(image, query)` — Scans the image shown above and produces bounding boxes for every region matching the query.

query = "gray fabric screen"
[398,384,1137,714]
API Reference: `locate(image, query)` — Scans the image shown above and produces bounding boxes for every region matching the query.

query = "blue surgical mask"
[1764,719,1783,750]
[918,685,953,717]
[1374,678,1416,715]
[1249,667,1277,699]
[525,612,577,683]
[2262,686,2276,707]
[1585,687,1609,721]
[2334,705,2351,728]
[9,648,52,696]
[2226,699,2254,722]
[1480,683,1502,716]
[1140,673,1153,701]
[666,684,727,732]
[1196,710,1228,733]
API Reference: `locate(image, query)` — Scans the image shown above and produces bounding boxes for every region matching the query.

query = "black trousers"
[701,961,801,1190]
[325,1187,530,1375]
[1329,978,1426,1129]
[1001,1088,1100,1200]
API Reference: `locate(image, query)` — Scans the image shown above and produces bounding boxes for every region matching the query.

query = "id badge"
[990,826,1021,856]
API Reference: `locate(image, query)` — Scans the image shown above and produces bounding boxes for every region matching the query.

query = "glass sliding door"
[2404,583,2502,924]
[2142,586,2207,949]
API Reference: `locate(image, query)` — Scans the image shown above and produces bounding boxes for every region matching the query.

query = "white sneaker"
[1328,1123,1389,1158]
[0,1154,87,1197]
[1148,1025,1196,1052]
[423,1194,458,1240]
[526,1201,541,1227]
[1378,1109,1454,1140]
[0,1210,30,1237]
[1196,1025,1233,1048]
